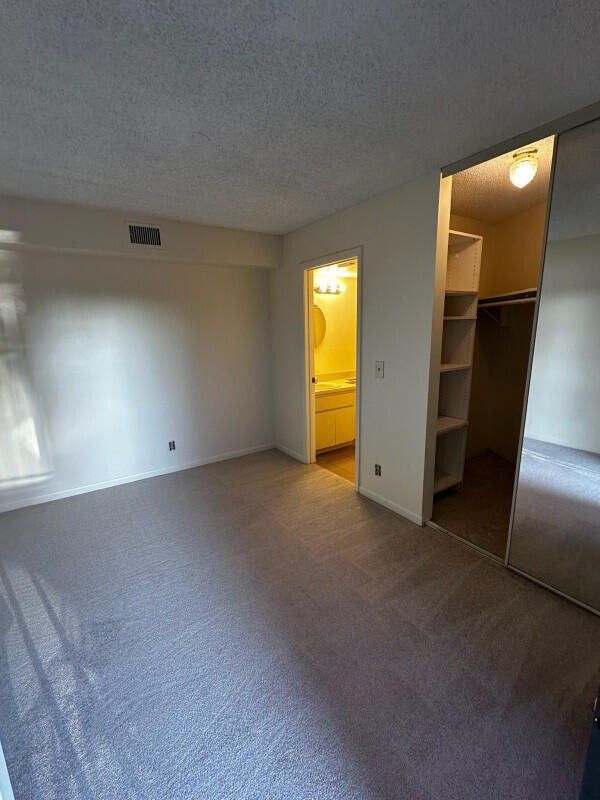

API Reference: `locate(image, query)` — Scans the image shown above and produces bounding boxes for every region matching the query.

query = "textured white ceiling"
[1,2,599,234]
[452,137,554,222]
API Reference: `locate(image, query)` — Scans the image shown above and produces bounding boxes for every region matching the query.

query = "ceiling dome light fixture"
[509,148,538,188]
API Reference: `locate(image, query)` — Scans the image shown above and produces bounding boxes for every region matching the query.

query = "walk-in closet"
[427,137,554,559]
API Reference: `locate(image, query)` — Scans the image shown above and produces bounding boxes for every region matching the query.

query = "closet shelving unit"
[434,230,482,495]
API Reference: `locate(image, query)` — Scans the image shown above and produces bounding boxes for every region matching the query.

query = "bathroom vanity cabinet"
[315,388,356,451]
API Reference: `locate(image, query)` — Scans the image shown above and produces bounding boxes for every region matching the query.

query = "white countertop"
[314,378,357,396]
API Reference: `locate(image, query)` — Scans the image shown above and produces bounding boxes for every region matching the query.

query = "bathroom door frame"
[303,246,363,491]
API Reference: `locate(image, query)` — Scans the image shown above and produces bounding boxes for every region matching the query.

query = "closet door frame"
[504,134,558,565]
[442,101,600,178]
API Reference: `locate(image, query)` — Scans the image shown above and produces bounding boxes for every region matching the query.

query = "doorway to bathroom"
[305,254,360,487]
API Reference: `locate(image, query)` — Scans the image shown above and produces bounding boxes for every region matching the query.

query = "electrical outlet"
[169,440,176,451]
[375,464,382,476]
[375,361,384,379]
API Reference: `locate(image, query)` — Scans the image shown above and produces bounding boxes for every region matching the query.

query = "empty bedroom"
[1,3,600,799]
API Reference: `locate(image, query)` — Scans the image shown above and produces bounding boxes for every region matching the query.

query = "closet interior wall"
[450,203,547,466]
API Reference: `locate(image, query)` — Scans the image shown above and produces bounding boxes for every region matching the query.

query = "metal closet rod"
[479,297,536,309]
[478,288,537,309]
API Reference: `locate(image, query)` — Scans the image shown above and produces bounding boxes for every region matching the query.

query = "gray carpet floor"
[432,452,515,559]
[510,437,600,613]
[0,449,599,799]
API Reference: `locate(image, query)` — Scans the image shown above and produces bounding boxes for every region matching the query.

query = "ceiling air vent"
[128,223,162,247]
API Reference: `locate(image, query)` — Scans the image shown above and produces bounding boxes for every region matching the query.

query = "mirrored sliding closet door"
[508,117,600,612]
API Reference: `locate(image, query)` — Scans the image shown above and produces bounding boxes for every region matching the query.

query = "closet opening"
[427,136,554,559]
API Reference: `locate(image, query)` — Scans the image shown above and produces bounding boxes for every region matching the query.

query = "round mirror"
[313,304,326,348]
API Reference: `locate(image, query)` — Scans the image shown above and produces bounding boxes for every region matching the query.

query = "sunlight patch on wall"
[0,253,51,490]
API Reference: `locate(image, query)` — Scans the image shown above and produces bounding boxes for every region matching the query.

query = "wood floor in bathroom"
[316,444,355,483]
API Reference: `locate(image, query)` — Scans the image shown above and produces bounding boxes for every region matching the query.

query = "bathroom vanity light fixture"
[314,280,346,294]
[509,149,538,188]
[313,264,347,294]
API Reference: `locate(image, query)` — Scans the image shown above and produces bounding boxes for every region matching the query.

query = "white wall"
[0,196,281,268]
[271,174,443,524]
[525,233,600,453]
[0,196,281,512]
[2,181,446,524]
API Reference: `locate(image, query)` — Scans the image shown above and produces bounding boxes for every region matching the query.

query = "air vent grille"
[129,224,161,247]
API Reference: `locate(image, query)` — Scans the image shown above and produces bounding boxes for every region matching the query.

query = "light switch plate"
[375,361,384,379]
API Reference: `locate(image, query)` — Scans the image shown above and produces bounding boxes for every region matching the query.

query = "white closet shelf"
[448,230,482,249]
[436,415,468,435]
[434,470,461,494]
[440,362,471,373]
[431,228,481,504]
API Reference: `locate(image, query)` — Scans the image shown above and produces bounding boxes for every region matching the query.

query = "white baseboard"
[0,740,15,800]
[358,486,423,526]
[0,443,275,514]
[274,443,307,463]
